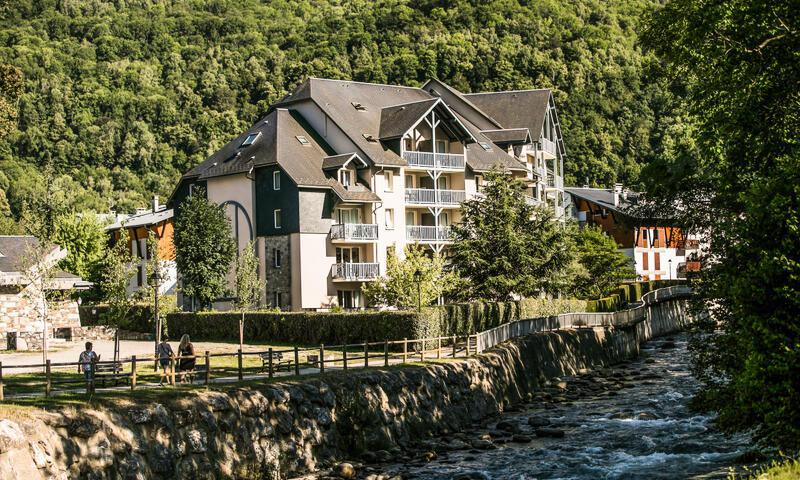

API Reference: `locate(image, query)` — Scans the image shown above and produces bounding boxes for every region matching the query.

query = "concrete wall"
[0,294,693,478]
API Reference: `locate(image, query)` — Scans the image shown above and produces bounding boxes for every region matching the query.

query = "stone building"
[0,236,90,350]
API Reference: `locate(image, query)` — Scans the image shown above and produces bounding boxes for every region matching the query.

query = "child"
[78,342,99,384]
[156,336,174,386]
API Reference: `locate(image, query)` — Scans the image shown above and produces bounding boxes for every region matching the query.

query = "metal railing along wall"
[406,225,453,242]
[331,262,380,280]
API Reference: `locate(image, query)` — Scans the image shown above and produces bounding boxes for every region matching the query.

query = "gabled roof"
[464,89,551,140]
[379,98,439,140]
[106,208,173,231]
[453,112,527,173]
[0,236,41,273]
[481,128,532,145]
[322,153,368,170]
[565,187,641,217]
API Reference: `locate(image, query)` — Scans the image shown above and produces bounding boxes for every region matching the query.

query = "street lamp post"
[150,270,162,372]
[413,268,422,312]
[668,258,672,281]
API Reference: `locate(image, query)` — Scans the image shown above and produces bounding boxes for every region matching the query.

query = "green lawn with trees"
[0,0,681,231]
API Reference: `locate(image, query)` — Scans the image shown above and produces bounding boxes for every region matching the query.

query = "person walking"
[156,336,174,386]
[78,342,99,388]
[177,334,196,383]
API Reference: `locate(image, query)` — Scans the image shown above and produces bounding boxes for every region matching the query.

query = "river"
[376,334,750,480]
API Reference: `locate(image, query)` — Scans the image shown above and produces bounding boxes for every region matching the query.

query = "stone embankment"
[0,293,692,479]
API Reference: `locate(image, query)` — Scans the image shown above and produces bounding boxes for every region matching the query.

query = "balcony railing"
[546,171,564,190]
[403,151,466,170]
[406,225,453,242]
[331,263,380,281]
[405,188,466,205]
[539,138,557,158]
[524,195,540,206]
[330,223,378,242]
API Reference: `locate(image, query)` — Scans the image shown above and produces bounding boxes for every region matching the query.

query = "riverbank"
[0,294,691,479]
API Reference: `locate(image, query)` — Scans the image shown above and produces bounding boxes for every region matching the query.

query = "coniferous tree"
[450,169,574,301]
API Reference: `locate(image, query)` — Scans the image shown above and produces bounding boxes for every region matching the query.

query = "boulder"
[535,428,565,438]
[334,462,356,479]
[0,420,25,453]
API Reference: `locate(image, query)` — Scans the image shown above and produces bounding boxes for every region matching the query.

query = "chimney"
[151,195,160,212]
[613,183,623,206]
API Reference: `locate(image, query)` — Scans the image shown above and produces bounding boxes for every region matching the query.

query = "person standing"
[78,342,99,387]
[156,336,174,386]
[177,334,196,383]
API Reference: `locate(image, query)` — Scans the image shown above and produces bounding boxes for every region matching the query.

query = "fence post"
[452,335,457,358]
[131,356,137,391]
[204,351,210,386]
[466,335,472,356]
[402,338,408,363]
[319,344,325,374]
[45,360,51,397]
[437,337,442,359]
[384,340,389,367]
[363,341,368,368]
[170,356,176,386]
[89,356,97,394]
[0,362,4,401]
[342,345,348,371]
[293,346,300,376]
[268,348,274,379]
[237,349,243,381]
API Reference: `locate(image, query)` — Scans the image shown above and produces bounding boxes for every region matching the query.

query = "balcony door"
[336,246,360,264]
[337,208,362,225]
[337,290,360,309]
[437,176,449,190]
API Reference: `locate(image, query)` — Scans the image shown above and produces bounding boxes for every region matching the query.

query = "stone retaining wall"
[0,295,693,479]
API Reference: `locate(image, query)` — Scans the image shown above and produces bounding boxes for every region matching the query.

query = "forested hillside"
[0,0,677,229]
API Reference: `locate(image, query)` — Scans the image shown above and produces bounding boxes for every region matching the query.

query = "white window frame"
[385,208,395,230]
[274,209,282,229]
[339,169,353,187]
[405,174,414,189]
[384,171,394,192]
[273,170,281,190]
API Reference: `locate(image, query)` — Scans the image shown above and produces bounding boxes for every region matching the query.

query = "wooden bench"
[259,352,292,373]
[93,362,130,387]
[180,364,207,384]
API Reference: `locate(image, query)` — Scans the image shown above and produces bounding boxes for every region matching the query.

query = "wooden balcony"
[406,225,453,243]
[331,263,380,282]
[405,188,466,206]
[330,224,378,243]
[403,151,466,170]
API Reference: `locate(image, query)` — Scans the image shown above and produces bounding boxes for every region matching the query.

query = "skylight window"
[241,132,260,147]
[351,101,367,111]
[296,135,310,146]
[479,142,492,151]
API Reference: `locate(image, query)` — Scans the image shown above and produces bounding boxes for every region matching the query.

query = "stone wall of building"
[1,286,82,350]
[262,235,292,310]
[0,296,693,479]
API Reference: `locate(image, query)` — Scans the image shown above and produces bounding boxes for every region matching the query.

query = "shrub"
[79,303,155,333]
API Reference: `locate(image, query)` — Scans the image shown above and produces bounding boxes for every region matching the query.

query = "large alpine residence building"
[169,78,567,311]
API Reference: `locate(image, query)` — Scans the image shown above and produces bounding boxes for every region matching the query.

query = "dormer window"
[296,135,310,146]
[351,101,367,111]
[241,132,260,147]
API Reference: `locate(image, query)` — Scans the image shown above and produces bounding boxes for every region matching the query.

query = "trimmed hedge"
[79,304,155,333]
[585,280,683,312]
[166,298,589,346]
[166,311,419,345]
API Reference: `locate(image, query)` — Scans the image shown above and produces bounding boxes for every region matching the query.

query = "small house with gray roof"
[169,78,568,311]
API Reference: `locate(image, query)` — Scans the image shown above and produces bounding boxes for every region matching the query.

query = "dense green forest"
[0,0,678,229]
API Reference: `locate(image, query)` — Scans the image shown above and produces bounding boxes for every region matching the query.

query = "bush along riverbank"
[0,294,692,479]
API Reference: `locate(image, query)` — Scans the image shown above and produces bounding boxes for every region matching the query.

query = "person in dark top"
[156,336,174,386]
[177,334,196,383]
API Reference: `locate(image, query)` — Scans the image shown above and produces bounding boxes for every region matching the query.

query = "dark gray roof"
[464,89,551,140]
[0,236,41,272]
[106,208,173,231]
[565,187,641,216]
[379,98,439,140]
[322,153,367,170]
[481,128,532,145]
[454,112,527,173]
